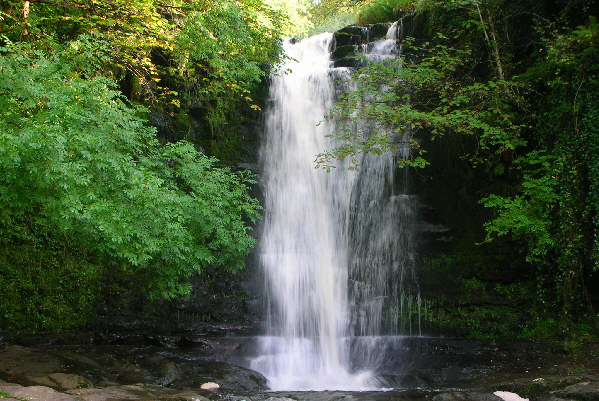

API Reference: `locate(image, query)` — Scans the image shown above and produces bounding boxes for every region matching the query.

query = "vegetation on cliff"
[322,0,598,339]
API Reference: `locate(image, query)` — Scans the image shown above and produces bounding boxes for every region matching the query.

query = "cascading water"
[251,22,420,391]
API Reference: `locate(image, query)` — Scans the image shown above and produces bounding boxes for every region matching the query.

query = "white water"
[252,24,419,391]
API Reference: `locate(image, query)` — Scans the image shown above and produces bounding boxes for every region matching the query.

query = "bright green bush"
[0,40,261,331]
[357,0,414,25]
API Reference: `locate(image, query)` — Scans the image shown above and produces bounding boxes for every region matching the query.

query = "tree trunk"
[21,0,30,20]
[475,3,505,81]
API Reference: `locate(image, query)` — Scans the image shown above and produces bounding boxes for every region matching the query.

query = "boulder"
[366,23,392,40]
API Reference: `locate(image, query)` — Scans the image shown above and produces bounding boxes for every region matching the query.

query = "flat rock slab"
[29,373,92,390]
[433,392,505,401]
[66,384,150,400]
[0,383,78,401]
[0,380,211,401]
[0,345,63,379]
[66,385,210,401]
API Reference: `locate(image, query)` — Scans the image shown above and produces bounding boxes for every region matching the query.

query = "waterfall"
[251,23,419,391]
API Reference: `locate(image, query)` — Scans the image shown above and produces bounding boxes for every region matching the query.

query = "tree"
[0,41,261,329]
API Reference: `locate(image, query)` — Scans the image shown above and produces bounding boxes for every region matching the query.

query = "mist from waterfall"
[251,23,419,391]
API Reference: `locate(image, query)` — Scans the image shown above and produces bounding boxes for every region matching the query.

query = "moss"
[0,239,101,332]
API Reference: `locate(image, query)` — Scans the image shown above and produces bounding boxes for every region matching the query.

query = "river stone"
[3,384,78,401]
[27,375,57,387]
[553,380,599,401]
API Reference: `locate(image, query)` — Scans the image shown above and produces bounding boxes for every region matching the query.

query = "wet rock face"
[330,14,431,68]
[331,23,391,68]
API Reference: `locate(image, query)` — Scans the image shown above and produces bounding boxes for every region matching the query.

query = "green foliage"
[0,0,278,333]
[481,153,558,263]
[482,17,599,328]
[318,35,526,170]
[307,0,365,35]
[174,1,282,134]
[0,0,284,143]
[265,0,313,38]
[1,0,175,79]
[357,0,414,25]
[0,41,261,312]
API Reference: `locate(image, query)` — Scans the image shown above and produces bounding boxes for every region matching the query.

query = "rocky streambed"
[0,328,597,401]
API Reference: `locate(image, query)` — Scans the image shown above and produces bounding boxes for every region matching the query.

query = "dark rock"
[553,380,599,401]
[145,335,180,349]
[333,57,366,68]
[434,392,469,401]
[175,335,215,349]
[331,45,356,60]
[334,26,367,48]
[337,25,367,36]
[366,23,392,41]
